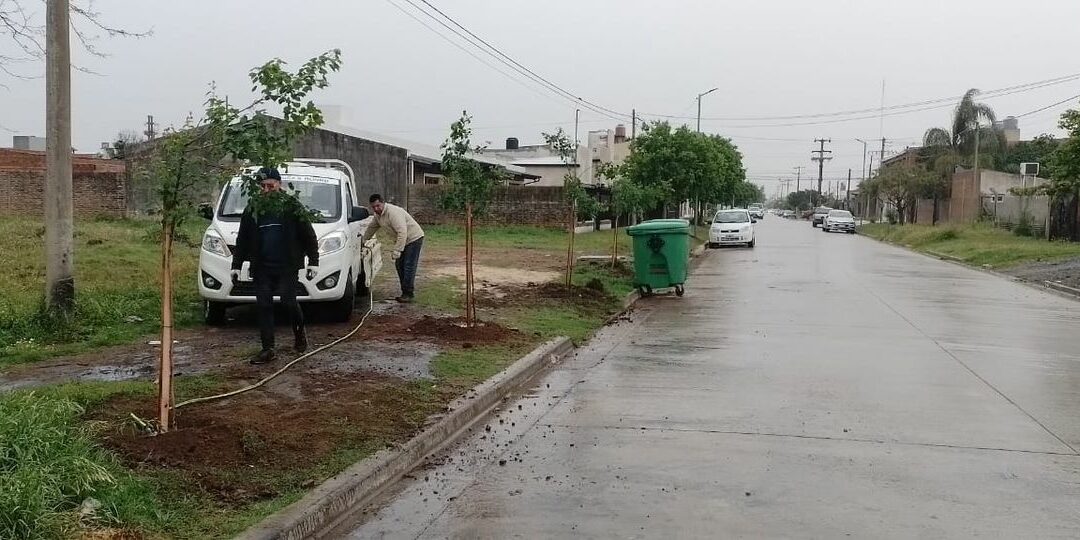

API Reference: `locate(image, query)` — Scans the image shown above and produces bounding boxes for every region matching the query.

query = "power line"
[638,72,1080,123]
[395,0,629,122]
[417,0,629,121]
[382,0,573,113]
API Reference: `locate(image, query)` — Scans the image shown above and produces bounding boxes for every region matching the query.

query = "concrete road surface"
[335,217,1080,539]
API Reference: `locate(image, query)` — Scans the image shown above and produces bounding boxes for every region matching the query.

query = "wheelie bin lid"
[626,219,691,236]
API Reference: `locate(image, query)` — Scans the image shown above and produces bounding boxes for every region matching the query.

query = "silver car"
[822,209,856,234]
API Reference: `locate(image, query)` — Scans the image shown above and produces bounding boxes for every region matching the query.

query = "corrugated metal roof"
[320,123,528,174]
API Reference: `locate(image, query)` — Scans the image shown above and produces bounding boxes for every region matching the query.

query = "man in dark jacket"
[231,167,320,364]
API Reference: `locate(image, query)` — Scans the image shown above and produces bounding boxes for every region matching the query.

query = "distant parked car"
[781,210,795,219]
[811,207,832,227]
[709,208,756,248]
[822,209,856,234]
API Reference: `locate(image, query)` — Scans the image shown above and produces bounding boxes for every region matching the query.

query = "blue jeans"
[396,237,423,298]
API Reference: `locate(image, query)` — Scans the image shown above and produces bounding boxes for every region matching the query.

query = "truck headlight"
[318,230,347,255]
[201,231,230,257]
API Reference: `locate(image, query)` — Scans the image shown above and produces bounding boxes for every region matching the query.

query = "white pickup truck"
[197,159,382,324]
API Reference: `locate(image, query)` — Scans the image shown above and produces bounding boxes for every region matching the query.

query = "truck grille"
[229,281,310,297]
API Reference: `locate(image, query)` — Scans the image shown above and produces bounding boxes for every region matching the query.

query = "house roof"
[508,156,577,166]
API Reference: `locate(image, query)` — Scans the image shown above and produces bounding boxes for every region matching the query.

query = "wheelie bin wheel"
[675,285,685,297]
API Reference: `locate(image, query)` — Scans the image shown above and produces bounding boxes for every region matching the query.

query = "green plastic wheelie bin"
[625,219,691,297]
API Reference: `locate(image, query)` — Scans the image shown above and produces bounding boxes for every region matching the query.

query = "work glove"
[392,250,402,262]
[230,269,241,283]
[305,266,318,281]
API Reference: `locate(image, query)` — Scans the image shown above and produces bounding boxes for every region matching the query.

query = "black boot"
[294,327,308,353]
[250,348,275,365]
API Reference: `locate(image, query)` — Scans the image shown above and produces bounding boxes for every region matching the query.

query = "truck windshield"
[714,211,749,223]
[218,176,342,222]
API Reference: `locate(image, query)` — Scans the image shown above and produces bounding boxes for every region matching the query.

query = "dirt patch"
[93,374,448,505]
[429,264,560,287]
[402,316,519,345]
[476,282,613,309]
[1003,256,1080,289]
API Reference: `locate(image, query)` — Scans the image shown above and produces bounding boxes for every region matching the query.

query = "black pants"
[396,237,424,298]
[254,266,303,350]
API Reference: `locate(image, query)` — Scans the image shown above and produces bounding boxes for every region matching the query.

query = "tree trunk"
[44,0,74,316]
[611,214,619,269]
[465,203,474,327]
[565,202,576,291]
[157,220,175,432]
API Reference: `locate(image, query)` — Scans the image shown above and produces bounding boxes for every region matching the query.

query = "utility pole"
[846,169,852,209]
[631,108,636,139]
[696,87,718,132]
[45,0,74,315]
[811,138,832,206]
[880,137,886,169]
[574,108,580,150]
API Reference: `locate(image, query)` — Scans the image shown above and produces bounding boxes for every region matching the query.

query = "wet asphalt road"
[336,217,1080,539]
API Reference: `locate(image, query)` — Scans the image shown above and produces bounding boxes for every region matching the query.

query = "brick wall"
[407,184,568,227]
[0,148,127,217]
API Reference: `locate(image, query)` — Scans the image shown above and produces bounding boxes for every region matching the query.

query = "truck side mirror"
[198,203,214,220]
[349,206,370,223]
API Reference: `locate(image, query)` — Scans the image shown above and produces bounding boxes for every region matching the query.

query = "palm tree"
[922,88,1004,171]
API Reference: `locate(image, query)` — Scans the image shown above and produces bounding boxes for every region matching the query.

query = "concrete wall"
[407,184,567,227]
[948,169,982,223]
[520,165,575,187]
[985,194,1050,234]
[290,127,410,206]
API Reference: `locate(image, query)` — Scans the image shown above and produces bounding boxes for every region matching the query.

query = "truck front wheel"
[204,300,227,326]
[328,271,355,322]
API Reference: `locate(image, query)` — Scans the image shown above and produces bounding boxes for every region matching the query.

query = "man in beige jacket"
[362,194,425,303]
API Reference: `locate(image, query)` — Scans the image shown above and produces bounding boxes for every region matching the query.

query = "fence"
[407,184,569,227]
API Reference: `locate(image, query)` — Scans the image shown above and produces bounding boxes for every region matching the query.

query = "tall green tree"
[922,89,1004,177]
[620,121,745,220]
[1046,105,1080,197]
[440,112,504,325]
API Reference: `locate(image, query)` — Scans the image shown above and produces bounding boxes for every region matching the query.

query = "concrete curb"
[236,336,575,540]
[1045,280,1080,298]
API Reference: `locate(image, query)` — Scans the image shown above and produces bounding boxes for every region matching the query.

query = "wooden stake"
[157,221,175,432]
[465,203,474,327]
[611,214,619,269]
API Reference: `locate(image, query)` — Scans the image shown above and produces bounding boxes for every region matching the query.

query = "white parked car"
[198,159,382,324]
[822,209,856,234]
[708,208,756,248]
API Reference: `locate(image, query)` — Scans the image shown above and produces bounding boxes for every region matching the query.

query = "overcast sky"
[3,0,1079,197]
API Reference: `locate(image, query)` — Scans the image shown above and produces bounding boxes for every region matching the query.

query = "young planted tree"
[606,171,663,268]
[440,112,503,326]
[145,49,342,431]
[542,128,599,289]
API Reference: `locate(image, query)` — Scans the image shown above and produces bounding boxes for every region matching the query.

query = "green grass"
[858,222,1080,268]
[0,216,207,368]
[414,275,463,311]
[0,376,224,540]
[431,344,533,385]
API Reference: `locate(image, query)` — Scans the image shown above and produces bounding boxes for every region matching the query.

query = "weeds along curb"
[237,336,574,540]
